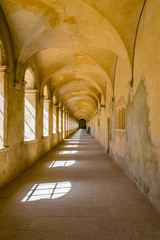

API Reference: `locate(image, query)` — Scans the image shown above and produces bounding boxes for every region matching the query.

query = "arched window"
[68,116,71,130]
[59,108,62,133]
[0,40,6,148]
[63,109,65,138]
[43,85,50,136]
[24,68,36,141]
[53,105,57,134]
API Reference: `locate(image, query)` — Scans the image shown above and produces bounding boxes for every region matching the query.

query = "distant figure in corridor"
[87,126,90,134]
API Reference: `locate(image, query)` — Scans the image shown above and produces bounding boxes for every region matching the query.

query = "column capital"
[0,66,7,79]
[0,65,7,73]
[53,104,58,108]
[22,80,27,86]
[14,82,21,92]
[25,89,38,95]
[44,99,50,103]
[39,94,45,103]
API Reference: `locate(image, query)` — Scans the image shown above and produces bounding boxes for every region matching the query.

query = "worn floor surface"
[0,129,160,240]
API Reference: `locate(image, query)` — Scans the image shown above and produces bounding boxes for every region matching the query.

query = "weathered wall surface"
[125,80,160,208]
[89,0,160,212]
[88,106,108,152]
[124,0,160,211]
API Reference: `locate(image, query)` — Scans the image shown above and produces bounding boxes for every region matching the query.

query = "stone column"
[43,99,50,136]
[36,94,44,140]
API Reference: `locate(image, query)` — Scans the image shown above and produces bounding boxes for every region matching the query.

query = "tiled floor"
[0,129,160,240]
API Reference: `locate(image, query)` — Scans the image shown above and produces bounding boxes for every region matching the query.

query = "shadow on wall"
[79,119,86,129]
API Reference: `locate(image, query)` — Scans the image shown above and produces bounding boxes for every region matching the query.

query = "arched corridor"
[0,0,160,237]
[0,129,160,239]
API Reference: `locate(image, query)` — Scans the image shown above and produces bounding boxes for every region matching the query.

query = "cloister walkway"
[0,129,160,240]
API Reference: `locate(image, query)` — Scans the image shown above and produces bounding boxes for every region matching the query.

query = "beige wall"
[89,0,160,213]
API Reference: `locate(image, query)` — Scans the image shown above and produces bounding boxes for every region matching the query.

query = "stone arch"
[0,39,6,148]
[43,84,50,100]
[24,67,36,90]
[24,67,37,141]
[43,84,50,136]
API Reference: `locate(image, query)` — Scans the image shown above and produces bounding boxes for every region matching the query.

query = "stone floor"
[0,129,160,240]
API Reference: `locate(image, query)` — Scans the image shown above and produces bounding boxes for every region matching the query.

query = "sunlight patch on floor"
[59,150,77,154]
[64,140,80,143]
[64,145,78,148]
[49,160,75,167]
[21,182,71,202]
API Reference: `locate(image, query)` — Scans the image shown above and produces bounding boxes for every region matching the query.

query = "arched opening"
[24,68,36,141]
[0,40,7,149]
[53,105,57,135]
[58,107,62,133]
[62,109,65,139]
[43,85,50,136]
[0,66,5,148]
[79,119,86,129]
[0,41,5,148]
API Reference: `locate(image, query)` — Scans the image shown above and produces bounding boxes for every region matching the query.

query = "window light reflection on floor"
[49,160,75,168]
[64,138,82,141]
[64,140,80,143]
[22,182,71,202]
[64,145,78,148]
[59,150,77,154]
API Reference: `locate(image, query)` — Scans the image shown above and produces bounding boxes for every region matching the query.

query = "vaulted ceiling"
[1,0,144,120]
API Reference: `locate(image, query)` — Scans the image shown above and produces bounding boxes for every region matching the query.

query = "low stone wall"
[0,128,77,189]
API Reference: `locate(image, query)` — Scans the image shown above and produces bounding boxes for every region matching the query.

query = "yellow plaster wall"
[89,0,160,212]
[125,0,160,211]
